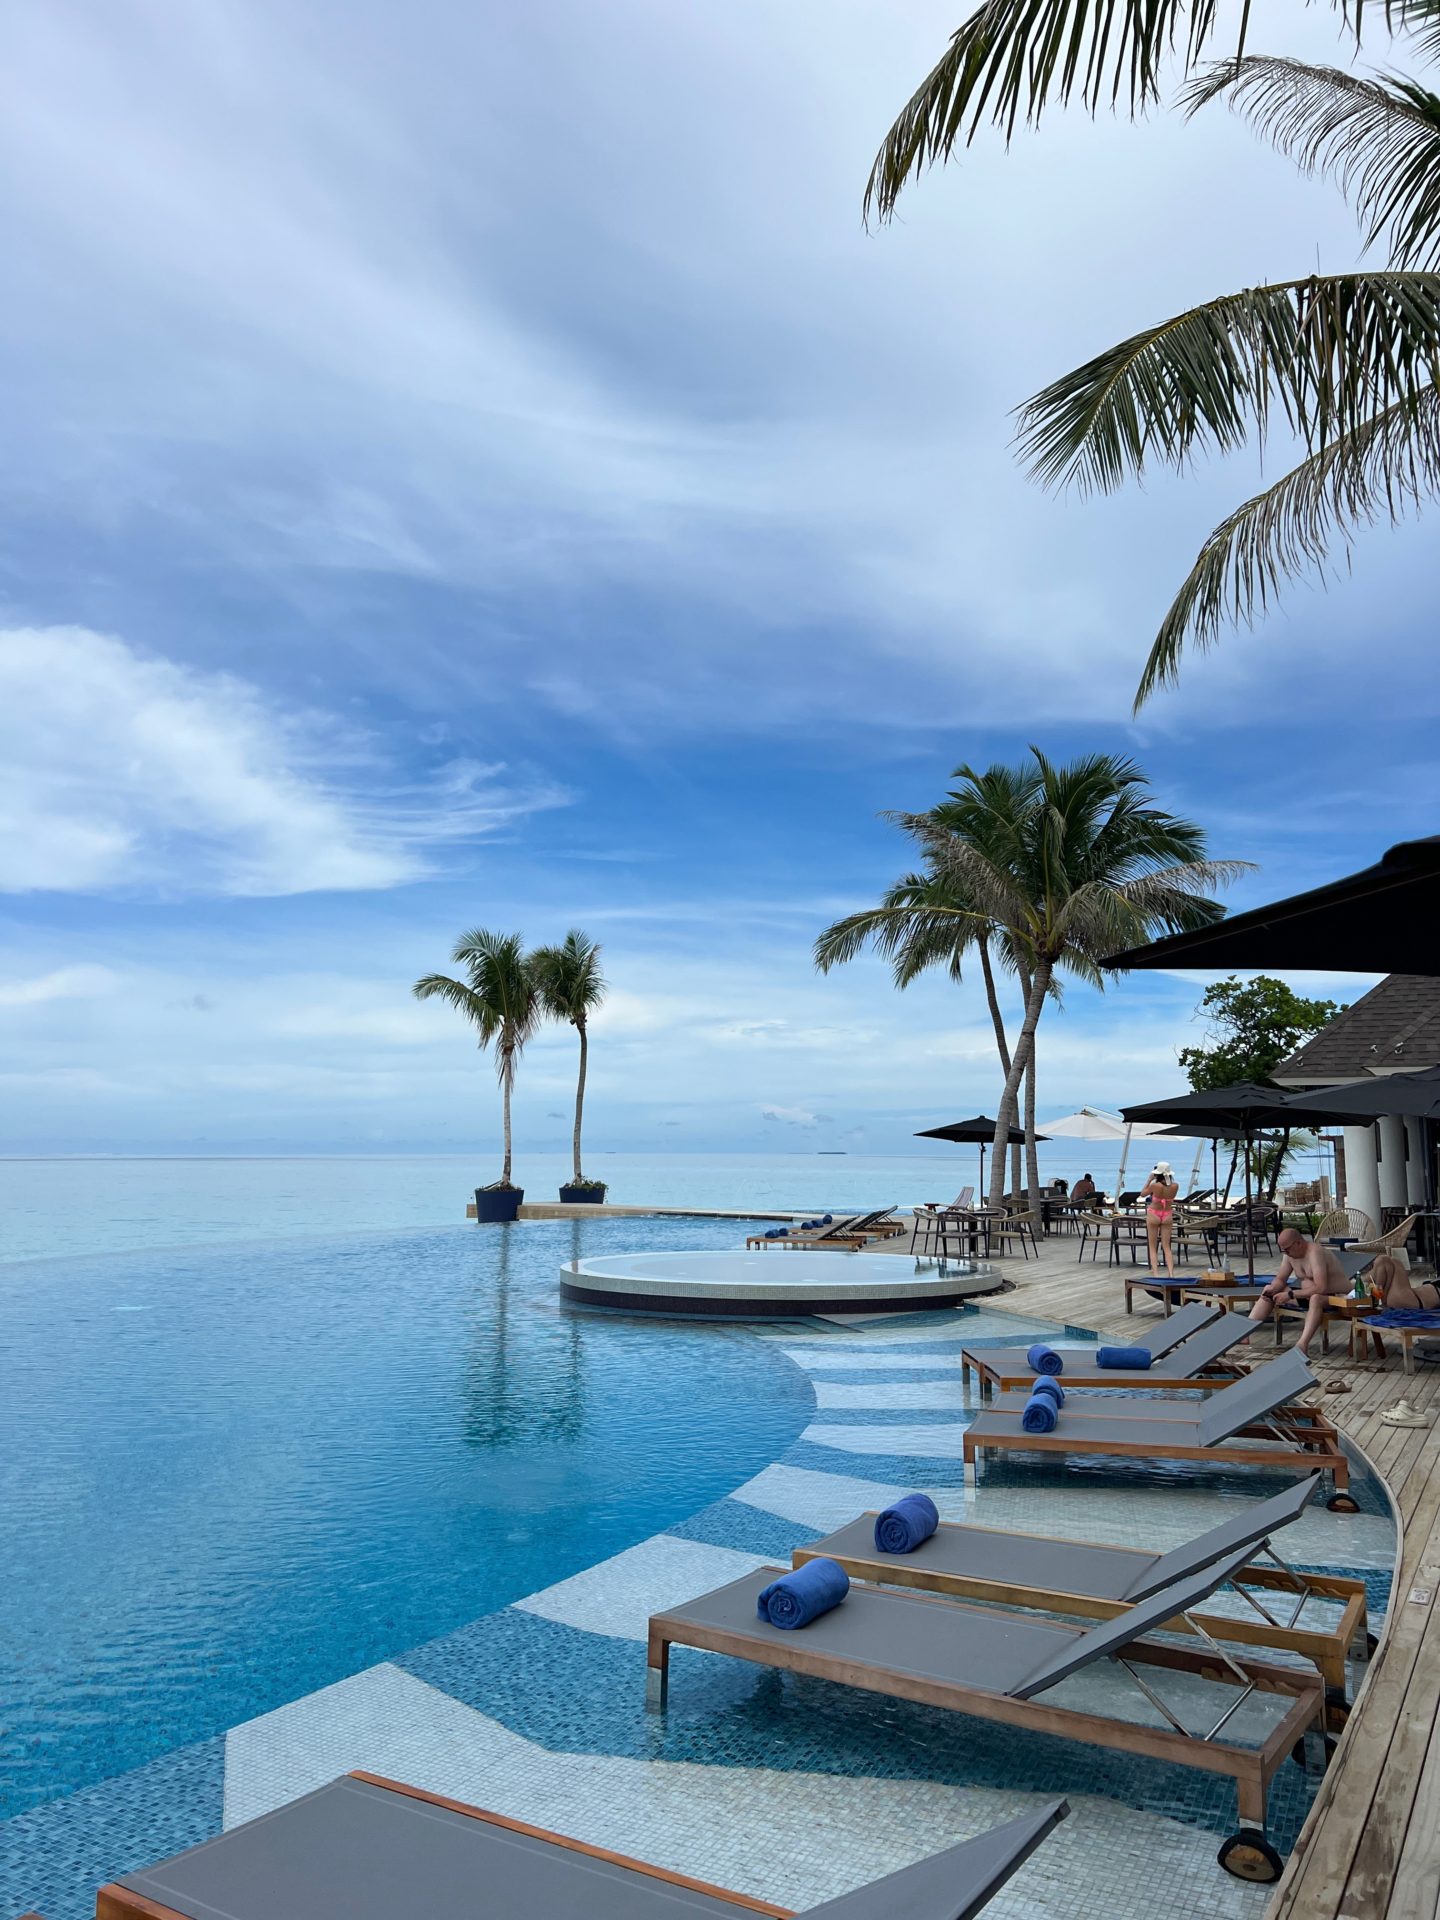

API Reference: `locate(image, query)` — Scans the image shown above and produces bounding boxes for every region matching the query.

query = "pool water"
[0,1216,812,1817]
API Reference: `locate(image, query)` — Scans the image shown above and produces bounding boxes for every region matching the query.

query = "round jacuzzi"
[559,1247,999,1317]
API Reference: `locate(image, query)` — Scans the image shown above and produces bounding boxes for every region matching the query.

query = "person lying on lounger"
[1370,1252,1440,1312]
[1247,1228,1349,1356]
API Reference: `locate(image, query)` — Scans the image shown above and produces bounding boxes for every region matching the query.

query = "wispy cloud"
[0,626,567,896]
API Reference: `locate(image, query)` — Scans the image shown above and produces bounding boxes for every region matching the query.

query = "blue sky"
[1,0,1431,1159]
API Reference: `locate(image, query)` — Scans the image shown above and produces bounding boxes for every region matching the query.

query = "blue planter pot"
[474,1186,523,1223]
[559,1183,607,1205]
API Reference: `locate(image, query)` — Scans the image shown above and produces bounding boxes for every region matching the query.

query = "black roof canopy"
[1104,835,1440,976]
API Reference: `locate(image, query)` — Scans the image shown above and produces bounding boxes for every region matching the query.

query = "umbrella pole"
[1244,1123,1256,1283]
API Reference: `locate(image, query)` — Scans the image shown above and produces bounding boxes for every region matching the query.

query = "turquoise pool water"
[0,1215,812,1817]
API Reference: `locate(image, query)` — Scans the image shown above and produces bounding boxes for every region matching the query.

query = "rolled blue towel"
[822,1213,833,1224]
[873,1493,940,1555]
[1030,1376,1064,1407]
[763,1228,781,1239]
[1026,1344,1063,1376]
[756,1557,849,1629]
[1096,1346,1151,1370]
[1021,1391,1059,1435]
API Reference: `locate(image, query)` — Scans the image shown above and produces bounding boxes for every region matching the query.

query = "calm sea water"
[0,1147,1233,1265]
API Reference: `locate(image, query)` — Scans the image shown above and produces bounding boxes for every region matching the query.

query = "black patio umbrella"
[1285,1071,1440,1257]
[914,1115,1044,1201]
[1121,1085,1359,1278]
[1151,1121,1241,1202]
[1104,834,1440,975]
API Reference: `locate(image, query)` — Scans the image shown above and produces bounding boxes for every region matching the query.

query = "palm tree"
[815,762,1044,1202]
[826,750,1244,1208]
[864,3,1440,704]
[529,930,607,1188]
[414,929,540,1188]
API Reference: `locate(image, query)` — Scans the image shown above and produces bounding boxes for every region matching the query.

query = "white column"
[1405,1117,1427,1205]
[1342,1124,1382,1230]
[1378,1114,1409,1212]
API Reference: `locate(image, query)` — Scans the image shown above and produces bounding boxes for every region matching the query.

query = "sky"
[1,0,1431,1161]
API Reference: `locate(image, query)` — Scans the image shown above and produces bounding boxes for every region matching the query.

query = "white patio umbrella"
[1039,1107,1189,1193]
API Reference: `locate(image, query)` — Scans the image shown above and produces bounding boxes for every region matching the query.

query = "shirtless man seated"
[1370,1252,1440,1312]
[1247,1227,1349,1357]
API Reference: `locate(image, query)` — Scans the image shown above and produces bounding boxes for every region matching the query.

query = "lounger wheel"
[1218,1830,1284,1883]
[1364,1631,1379,1659]
[1326,1492,1360,1514]
[1324,1686,1351,1731]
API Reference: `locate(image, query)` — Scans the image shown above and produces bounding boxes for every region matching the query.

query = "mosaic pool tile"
[667,1495,824,1556]
[0,1735,223,1920]
[514,1534,770,1641]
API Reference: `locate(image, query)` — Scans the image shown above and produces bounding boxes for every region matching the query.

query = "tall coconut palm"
[529,930,607,1187]
[864,2,1440,704]
[815,762,1045,1202]
[414,929,540,1188]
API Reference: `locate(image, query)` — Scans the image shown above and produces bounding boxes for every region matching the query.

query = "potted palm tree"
[413,928,539,1223]
[529,930,608,1203]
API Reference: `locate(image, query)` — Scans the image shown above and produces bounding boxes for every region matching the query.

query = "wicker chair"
[989,1208,1040,1260]
[1352,1212,1418,1256]
[1315,1206,1378,1244]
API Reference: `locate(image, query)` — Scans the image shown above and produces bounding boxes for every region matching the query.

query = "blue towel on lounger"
[1021,1391,1058,1434]
[1366,1309,1440,1329]
[822,1214,833,1224]
[1027,1343,1063,1376]
[1029,1376,1064,1407]
[1097,1346,1151,1370]
[873,1493,939,1554]
[756,1557,849,1629]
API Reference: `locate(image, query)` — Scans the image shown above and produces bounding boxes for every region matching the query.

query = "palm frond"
[1184,57,1440,268]
[1017,271,1440,492]
[863,0,1243,223]
[530,929,606,1024]
[1135,380,1440,703]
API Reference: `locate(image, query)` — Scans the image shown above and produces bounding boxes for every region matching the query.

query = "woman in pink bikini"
[1143,1161,1180,1281]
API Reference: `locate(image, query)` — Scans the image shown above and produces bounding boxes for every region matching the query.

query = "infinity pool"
[0,1216,812,1816]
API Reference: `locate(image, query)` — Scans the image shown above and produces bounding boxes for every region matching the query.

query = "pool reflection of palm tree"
[460,1227,586,1448]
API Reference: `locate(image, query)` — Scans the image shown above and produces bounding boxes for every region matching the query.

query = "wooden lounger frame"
[961,1352,1247,1398]
[95,1771,792,1920]
[745,1216,906,1251]
[647,1582,1322,1835]
[963,1406,1351,1491]
[792,1517,1368,1700]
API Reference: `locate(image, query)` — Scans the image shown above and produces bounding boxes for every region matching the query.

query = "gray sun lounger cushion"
[803,1475,1318,1607]
[974,1349,1317,1453]
[656,1543,1258,1704]
[962,1303,1220,1380]
[110,1773,1067,1920]
[801,1798,1068,1920]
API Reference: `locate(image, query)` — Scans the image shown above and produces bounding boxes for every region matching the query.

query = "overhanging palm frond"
[1184,57,1440,268]
[1136,379,1440,703]
[412,972,496,1042]
[864,0,1253,222]
[1017,271,1440,492]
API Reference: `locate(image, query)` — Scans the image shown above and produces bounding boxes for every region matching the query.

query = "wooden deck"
[938,1227,1440,1920]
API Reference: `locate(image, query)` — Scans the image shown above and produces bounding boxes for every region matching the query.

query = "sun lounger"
[95,1770,1067,1920]
[649,1545,1322,1884]
[962,1306,1252,1398]
[746,1208,904,1251]
[793,1476,1367,1700]
[963,1347,1354,1502]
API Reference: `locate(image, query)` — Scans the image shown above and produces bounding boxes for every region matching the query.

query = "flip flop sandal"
[1322,1381,1351,1395]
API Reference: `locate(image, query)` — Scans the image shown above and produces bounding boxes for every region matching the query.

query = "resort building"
[1272,973,1440,1226]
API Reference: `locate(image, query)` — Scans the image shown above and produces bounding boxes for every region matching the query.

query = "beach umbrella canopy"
[1103,835,1440,974]
[914,1115,1044,1199]
[1039,1107,1131,1140]
[1288,1066,1440,1122]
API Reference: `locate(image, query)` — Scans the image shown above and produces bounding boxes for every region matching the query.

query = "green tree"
[865,3,1440,703]
[413,929,540,1188]
[1178,974,1346,1089]
[529,930,607,1187]
[815,763,1044,1202]
[820,748,1243,1207]
[1179,973,1344,1198]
